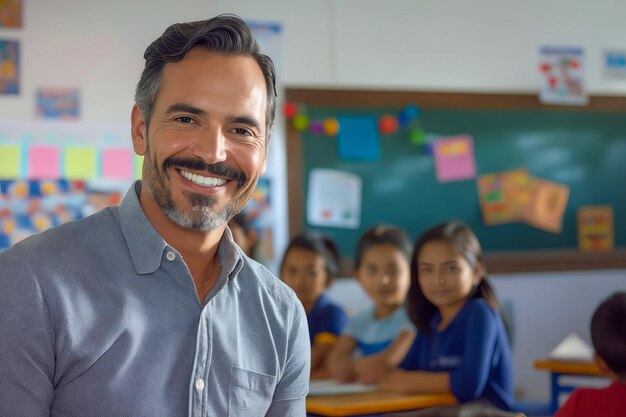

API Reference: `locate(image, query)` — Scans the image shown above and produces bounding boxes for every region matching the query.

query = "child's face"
[281,247,328,309]
[357,243,411,310]
[416,239,481,312]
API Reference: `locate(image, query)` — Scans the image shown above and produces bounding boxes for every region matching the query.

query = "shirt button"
[195,378,205,391]
[166,251,176,262]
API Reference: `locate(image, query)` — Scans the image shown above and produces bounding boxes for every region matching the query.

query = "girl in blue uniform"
[280,232,348,379]
[327,225,416,385]
[379,221,515,412]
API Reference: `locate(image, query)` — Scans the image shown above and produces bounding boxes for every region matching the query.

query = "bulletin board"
[285,89,626,273]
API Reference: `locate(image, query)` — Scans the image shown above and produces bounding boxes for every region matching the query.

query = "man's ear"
[131,104,147,156]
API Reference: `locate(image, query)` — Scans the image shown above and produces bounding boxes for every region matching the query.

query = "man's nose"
[192,127,227,164]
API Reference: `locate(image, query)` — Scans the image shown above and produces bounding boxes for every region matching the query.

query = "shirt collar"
[119,181,169,275]
[119,180,245,279]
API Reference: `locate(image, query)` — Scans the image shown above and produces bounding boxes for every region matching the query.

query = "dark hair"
[591,292,626,377]
[408,221,507,335]
[354,224,412,269]
[280,233,341,285]
[135,13,277,137]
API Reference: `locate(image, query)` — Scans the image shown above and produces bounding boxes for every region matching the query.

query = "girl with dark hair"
[280,232,348,379]
[379,221,515,412]
[327,225,416,385]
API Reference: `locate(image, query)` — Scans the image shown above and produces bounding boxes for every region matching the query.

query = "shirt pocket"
[228,366,276,416]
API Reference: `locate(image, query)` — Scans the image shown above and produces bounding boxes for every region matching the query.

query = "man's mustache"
[164,158,247,184]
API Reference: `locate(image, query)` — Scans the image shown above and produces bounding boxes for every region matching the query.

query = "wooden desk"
[533,359,604,413]
[306,391,456,417]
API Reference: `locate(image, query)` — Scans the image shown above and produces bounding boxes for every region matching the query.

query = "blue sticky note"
[337,117,380,161]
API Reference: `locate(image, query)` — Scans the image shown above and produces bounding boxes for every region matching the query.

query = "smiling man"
[0,15,310,417]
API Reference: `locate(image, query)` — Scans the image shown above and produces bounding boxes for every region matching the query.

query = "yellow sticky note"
[64,147,97,179]
[0,145,21,178]
[135,154,144,180]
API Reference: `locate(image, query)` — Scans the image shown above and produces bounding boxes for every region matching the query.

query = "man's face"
[132,49,268,231]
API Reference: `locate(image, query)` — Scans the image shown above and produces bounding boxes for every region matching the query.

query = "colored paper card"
[538,46,587,105]
[525,178,569,233]
[36,88,80,119]
[0,0,23,28]
[0,145,21,178]
[0,39,19,95]
[135,154,144,179]
[307,168,361,229]
[577,206,614,251]
[603,50,626,78]
[28,145,60,179]
[102,148,133,179]
[337,117,380,161]
[477,168,532,225]
[433,135,476,183]
[63,147,97,179]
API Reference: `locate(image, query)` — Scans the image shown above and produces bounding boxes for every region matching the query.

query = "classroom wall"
[2,0,625,402]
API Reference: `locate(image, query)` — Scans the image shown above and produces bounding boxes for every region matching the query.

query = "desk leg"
[550,372,560,414]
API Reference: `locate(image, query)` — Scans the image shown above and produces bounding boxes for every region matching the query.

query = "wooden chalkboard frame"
[285,88,626,274]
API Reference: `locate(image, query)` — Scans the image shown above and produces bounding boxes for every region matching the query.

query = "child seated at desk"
[280,232,348,379]
[555,291,626,417]
[379,221,515,413]
[327,225,416,385]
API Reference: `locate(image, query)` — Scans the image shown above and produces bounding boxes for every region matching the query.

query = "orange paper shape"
[577,206,614,251]
[526,178,569,233]
[477,168,533,225]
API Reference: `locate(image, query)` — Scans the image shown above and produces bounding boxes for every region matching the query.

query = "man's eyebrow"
[165,103,207,116]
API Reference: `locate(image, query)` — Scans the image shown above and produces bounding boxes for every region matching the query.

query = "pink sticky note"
[28,145,60,179]
[433,135,476,183]
[102,148,133,179]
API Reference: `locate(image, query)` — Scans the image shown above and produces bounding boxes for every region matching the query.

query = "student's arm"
[0,251,54,416]
[447,302,501,402]
[311,305,348,377]
[326,335,358,383]
[353,329,416,384]
[310,338,336,379]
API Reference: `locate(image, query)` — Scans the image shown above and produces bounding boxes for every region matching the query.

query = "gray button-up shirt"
[0,182,310,417]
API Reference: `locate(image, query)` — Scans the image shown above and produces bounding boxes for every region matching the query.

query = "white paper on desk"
[308,379,376,396]
[549,333,594,361]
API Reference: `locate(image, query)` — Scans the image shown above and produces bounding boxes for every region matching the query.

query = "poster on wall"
[0,0,22,28]
[577,206,614,251]
[307,168,362,229]
[433,135,476,183]
[0,39,19,95]
[538,46,587,105]
[36,88,81,119]
[477,168,533,225]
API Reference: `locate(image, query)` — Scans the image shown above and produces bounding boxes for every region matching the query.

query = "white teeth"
[180,170,227,187]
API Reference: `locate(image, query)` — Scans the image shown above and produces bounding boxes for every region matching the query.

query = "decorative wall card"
[337,116,380,161]
[539,46,587,105]
[307,168,362,229]
[477,168,532,225]
[433,135,476,183]
[525,178,569,233]
[0,144,20,178]
[0,39,19,95]
[603,50,626,78]
[28,145,60,179]
[0,0,22,28]
[63,147,97,179]
[577,206,614,251]
[102,148,133,180]
[36,88,81,119]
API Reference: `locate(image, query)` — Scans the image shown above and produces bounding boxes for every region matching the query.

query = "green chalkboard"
[297,106,626,260]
